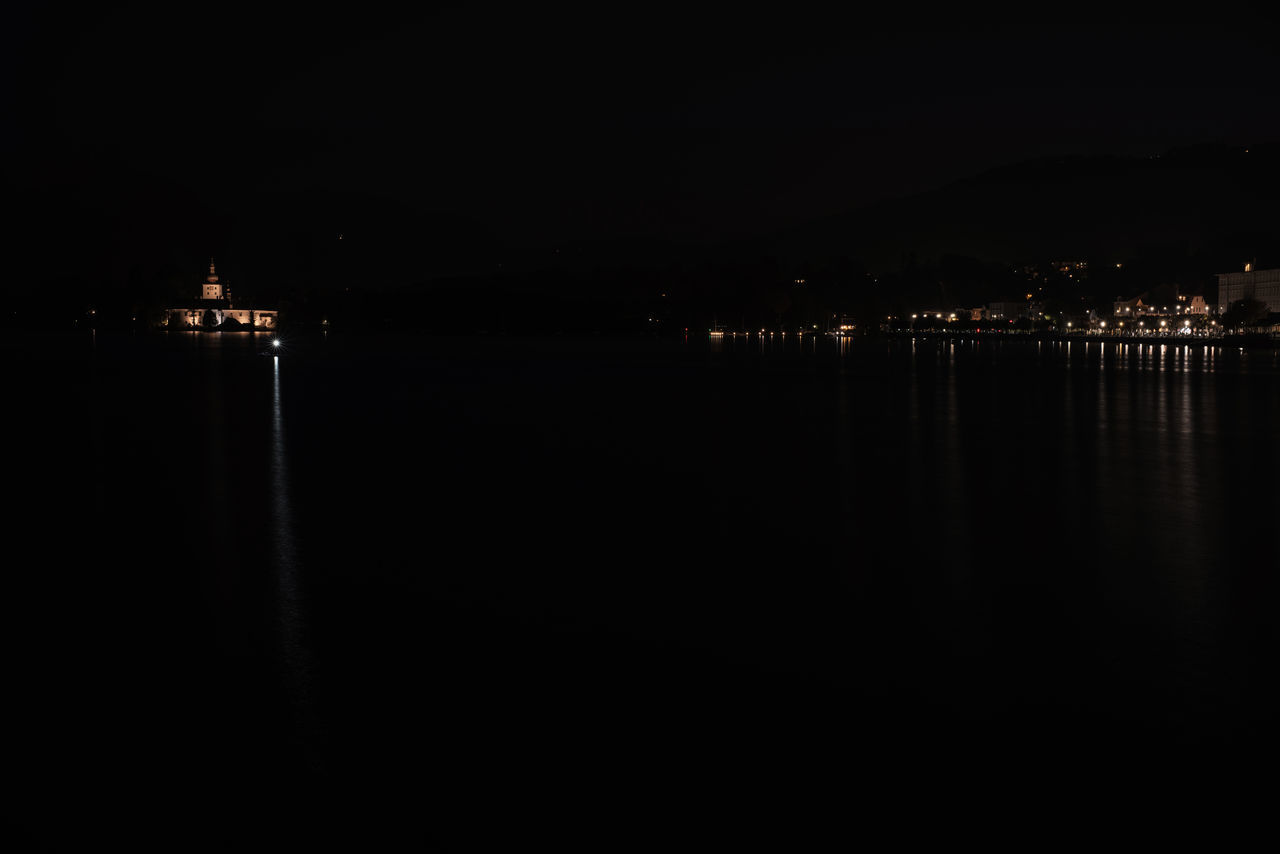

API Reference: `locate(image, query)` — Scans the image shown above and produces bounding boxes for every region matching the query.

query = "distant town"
[877,261,1280,340]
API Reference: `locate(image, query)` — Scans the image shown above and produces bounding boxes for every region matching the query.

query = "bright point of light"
[273,339,281,347]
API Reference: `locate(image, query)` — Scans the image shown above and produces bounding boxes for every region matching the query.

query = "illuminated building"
[1112,296,1145,317]
[1217,264,1280,314]
[164,260,278,330]
[1113,285,1205,318]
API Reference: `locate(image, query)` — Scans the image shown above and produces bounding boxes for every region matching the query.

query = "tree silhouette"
[1221,298,1269,330]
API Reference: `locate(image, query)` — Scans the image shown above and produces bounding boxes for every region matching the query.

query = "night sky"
[7,6,1280,281]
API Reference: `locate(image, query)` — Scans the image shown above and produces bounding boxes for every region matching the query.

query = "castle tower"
[202,259,224,300]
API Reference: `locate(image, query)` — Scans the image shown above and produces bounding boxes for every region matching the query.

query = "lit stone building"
[1217,264,1280,314]
[164,260,277,329]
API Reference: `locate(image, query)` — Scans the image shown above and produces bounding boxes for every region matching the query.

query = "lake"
[8,330,1279,844]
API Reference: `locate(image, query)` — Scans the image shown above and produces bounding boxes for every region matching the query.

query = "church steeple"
[201,258,224,301]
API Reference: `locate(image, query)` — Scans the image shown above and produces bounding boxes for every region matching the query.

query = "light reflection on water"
[23,328,1276,816]
[272,354,322,770]
[702,333,1277,376]
[703,331,1275,693]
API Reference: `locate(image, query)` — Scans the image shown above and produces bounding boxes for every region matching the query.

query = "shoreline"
[880,330,1280,349]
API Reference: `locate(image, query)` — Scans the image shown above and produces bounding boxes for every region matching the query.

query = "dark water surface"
[9,331,1280,844]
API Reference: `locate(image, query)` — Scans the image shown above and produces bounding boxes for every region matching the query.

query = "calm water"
[9,331,1280,844]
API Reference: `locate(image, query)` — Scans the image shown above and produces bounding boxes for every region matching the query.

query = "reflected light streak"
[271,354,321,771]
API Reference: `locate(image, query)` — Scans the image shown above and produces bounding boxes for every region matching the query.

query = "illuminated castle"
[164,260,278,329]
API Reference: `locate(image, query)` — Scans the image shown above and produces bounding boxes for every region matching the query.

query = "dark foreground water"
[8,331,1280,845]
